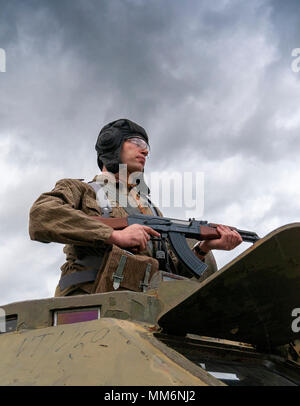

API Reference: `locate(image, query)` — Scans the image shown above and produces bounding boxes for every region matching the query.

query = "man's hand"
[199,225,243,253]
[105,224,161,252]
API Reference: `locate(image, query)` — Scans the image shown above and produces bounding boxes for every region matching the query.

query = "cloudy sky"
[1,0,300,305]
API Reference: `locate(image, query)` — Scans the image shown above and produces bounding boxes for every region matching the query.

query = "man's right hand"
[105,224,161,252]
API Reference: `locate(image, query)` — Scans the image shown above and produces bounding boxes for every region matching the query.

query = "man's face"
[120,137,149,173]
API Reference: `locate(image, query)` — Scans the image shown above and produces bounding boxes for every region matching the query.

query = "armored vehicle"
[0,223,299,386]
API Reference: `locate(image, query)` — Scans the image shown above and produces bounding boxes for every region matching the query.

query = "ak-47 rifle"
[93,214,260,278]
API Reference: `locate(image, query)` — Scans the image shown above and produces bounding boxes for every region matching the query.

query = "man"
[29,119,242,296]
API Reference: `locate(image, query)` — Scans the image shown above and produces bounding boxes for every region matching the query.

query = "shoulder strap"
[146,198,160,216]
[88,181,112,218]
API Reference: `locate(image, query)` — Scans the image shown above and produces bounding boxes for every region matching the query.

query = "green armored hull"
[1,224,300,386]
[0,283,223,386]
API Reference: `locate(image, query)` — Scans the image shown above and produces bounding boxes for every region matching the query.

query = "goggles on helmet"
[126,137,150,153]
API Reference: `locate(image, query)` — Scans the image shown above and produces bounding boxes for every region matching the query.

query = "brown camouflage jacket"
[29,175,217,296]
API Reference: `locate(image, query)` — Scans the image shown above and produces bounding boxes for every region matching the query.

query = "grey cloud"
[0,0,278,155]
[1,0,295,171]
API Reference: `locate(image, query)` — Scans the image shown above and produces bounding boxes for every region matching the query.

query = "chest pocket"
[81,195,102,216]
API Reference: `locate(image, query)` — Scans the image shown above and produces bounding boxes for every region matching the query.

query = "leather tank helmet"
[95,119,149,174]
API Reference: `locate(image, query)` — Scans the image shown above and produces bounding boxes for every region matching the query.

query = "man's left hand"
[199,225,243,253]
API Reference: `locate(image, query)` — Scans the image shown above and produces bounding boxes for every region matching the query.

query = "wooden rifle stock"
[198,224,240,240]
[198,225,221,240]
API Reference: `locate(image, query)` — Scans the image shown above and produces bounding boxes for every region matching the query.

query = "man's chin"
[127,163,145,173]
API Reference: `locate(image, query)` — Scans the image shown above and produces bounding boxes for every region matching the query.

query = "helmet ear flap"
[97,155,104,171]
